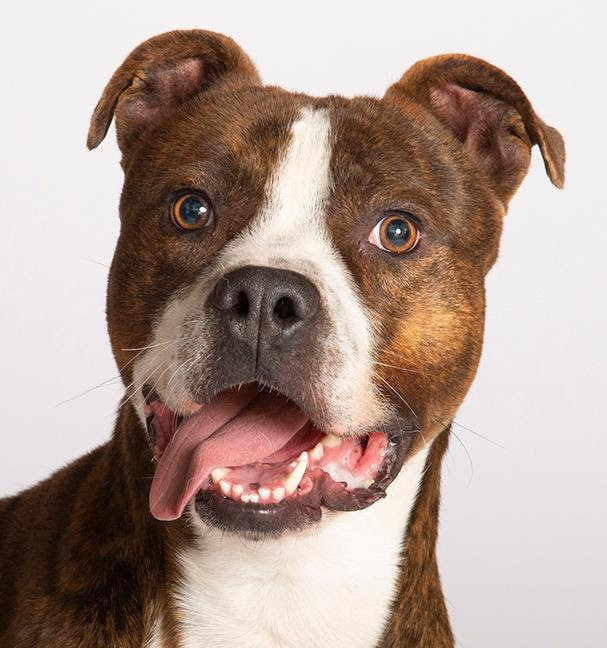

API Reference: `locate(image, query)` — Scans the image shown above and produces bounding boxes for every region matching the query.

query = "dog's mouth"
[143,382,411,534]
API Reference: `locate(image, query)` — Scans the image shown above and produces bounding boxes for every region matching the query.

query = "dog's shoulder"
[0,443,162,647]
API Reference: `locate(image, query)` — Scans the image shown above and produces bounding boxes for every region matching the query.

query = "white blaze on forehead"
[223,106,338,271]
[261,106,332,238]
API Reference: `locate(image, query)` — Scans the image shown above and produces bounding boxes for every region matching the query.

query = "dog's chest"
[159,447,428,648]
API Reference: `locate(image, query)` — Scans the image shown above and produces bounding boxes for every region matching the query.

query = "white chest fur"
[166,446,429,648]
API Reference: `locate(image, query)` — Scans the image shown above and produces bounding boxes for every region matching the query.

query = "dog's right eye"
[171,193,214,231]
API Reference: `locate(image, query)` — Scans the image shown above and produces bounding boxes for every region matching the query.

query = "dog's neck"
[110,405,452,647]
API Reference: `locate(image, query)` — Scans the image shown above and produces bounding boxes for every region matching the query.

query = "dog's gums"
[144,383,408,531]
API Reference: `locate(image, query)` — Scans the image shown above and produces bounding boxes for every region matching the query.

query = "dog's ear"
[87,30,260,153]
[384,54,565,203]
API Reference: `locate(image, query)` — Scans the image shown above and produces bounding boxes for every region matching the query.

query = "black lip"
[143,386,161,452]
[143,385,161,404]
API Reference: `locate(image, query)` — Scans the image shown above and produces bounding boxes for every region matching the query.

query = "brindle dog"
[0,30,564,648]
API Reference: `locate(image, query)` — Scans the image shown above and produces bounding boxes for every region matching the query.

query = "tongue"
[149,387,308,521]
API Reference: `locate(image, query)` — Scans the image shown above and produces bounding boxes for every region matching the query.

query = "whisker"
[161,354,200,415]
[121,339,177,352]
[119,343,181,410]
[371,360,427,376]
[374,373,418,419]
[121,359,174,411]
[377,350,431,373]
[76,255,111,269]
[373,373,429,447]
[55,374,124,406]
[448,426,474,486]
[439,416,509,451]
[55,340,178,407]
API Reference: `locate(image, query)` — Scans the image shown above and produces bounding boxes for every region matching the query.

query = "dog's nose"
[211,266,321,347]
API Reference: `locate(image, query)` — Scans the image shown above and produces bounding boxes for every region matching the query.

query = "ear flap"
[87,29,260,153]
[384,54,565,202]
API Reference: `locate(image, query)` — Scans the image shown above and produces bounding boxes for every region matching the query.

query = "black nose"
[211,266,321,347]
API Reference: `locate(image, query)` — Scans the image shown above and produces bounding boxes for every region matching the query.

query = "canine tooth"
[241,494,250,503]
[323,434,342,448]
[309,442,324,461]
[211,467,229,483]
[259,487,271,500]
[361,478,374,488]
[284,451,308,496]
[273,487,285,502]
[232,484,244,497]
[249,493,260,504]
[219,480,231,496]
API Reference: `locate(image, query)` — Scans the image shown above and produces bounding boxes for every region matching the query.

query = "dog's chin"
[143,382,413,537]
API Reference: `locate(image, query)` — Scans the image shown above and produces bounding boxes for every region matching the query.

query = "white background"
[1,1,605,646]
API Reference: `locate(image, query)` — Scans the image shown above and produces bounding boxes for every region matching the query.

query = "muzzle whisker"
[121,356,174,411]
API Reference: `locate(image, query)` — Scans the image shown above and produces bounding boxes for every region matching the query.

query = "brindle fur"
[0,30,564,647]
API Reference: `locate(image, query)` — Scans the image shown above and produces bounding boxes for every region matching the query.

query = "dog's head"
[89,30,564,536]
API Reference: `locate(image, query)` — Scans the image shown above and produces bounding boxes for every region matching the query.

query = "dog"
[0,29,564,648]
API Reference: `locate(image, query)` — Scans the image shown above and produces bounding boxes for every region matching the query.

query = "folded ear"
[87,29,260,153]
[384,54,565,203]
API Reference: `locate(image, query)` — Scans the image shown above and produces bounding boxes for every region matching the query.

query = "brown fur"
[0,29,564,647]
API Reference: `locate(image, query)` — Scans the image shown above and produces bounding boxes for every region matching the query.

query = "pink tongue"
[149,387,308,521]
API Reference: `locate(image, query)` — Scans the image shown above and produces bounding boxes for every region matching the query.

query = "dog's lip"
[142,382,414,532]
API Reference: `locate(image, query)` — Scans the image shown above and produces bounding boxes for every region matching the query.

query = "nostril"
[212,279,250,318]
[234,291,249,317]
[273,296,297,322]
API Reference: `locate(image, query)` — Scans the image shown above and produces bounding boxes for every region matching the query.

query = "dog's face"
[89,31,563,536]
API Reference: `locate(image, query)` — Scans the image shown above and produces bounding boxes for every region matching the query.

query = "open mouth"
[143,382,410,534]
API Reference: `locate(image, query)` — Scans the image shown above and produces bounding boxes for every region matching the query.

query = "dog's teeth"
[284,451,308,496]
[360,478,374,488]
[232,484,244,497]
[259,487,271,500]
[211,467,230,483]
[273,487,285,503]
[249,493,260,504]
[323,434,342,448]
[309,442,324,461]
[219,480,231,496]
[241,493,250,503]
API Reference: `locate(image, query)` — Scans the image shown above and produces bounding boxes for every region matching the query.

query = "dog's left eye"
[171,193,214,231]
[368,213,419,254]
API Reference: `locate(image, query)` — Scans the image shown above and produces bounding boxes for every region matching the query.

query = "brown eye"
[172,193,214,231]
[369,213,419,254]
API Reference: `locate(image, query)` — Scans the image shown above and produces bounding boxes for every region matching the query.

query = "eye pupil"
[385,218,410,246]
[180,197,207,224]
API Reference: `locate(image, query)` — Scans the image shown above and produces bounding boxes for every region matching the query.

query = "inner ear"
[430,83,532,198]
[118,57,206,137]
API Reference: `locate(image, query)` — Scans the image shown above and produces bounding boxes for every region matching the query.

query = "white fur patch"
[170,445,430,648]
